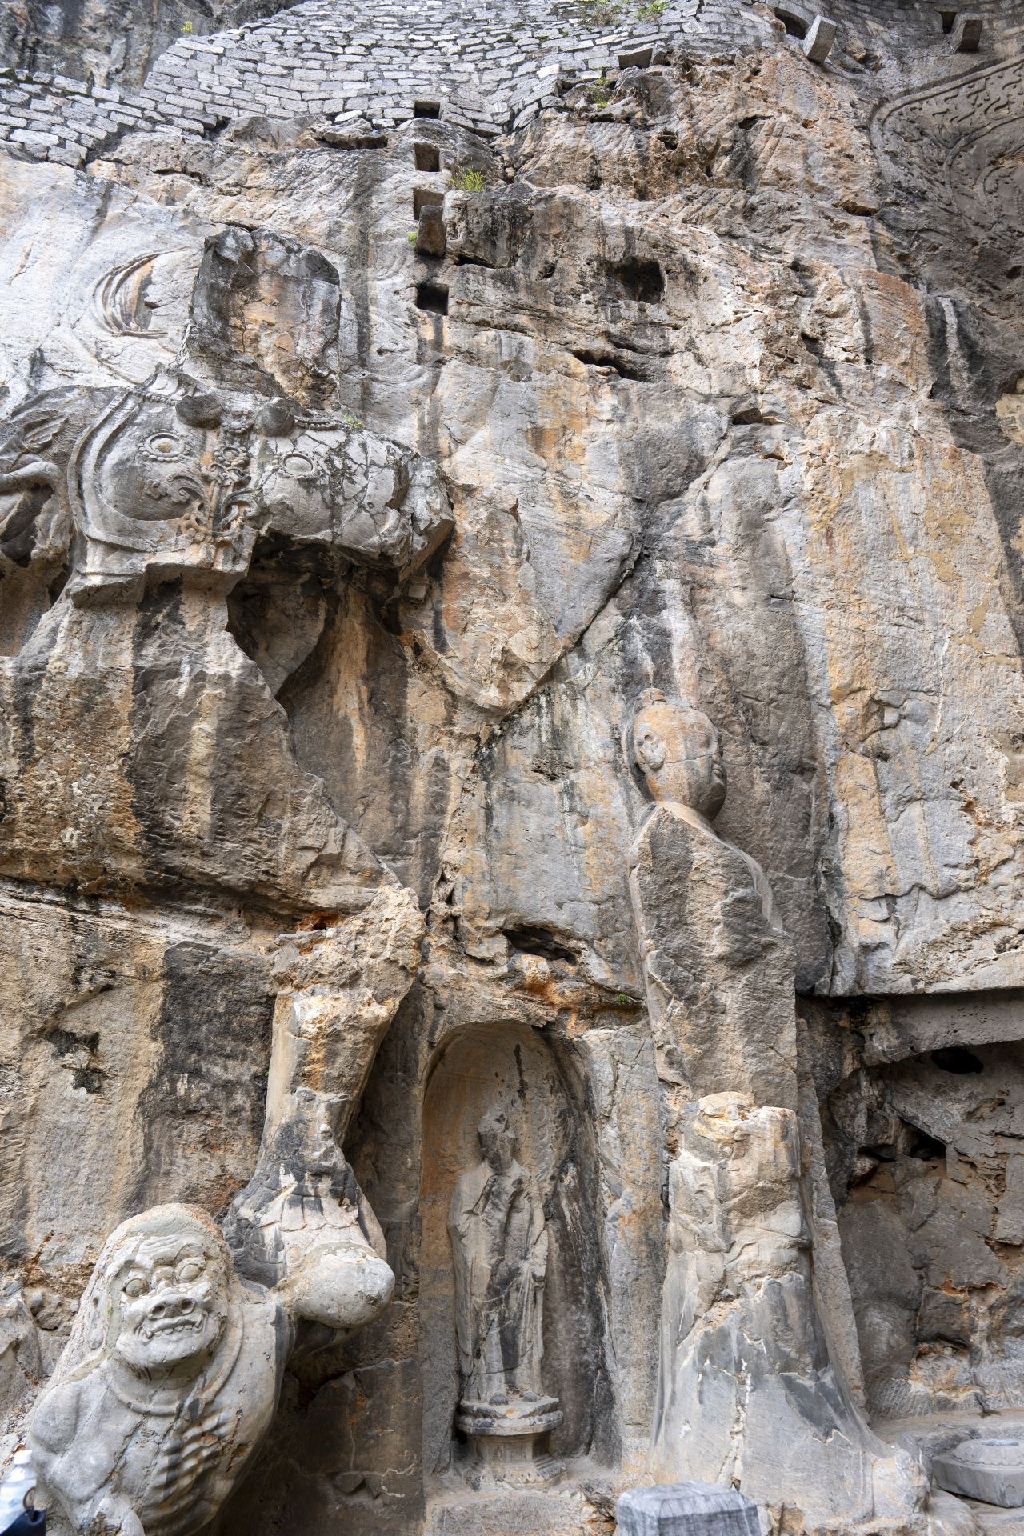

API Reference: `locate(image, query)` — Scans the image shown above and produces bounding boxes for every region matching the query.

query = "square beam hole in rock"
[414,99,441,119]
[414,142,441,172]
[416,280,448,315]
[774,7,808,37]
[413,186,444,218]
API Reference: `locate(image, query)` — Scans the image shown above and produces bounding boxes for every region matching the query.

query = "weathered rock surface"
[2,2,1024,1534]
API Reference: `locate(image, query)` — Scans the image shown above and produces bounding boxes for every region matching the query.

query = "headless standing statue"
[626,691,923,1525]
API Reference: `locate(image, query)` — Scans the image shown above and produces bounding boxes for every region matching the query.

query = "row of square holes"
[412,109,449,315]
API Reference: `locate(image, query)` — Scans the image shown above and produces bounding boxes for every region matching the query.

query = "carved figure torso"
[28,1197,393,1536]
[34,1290,284,1529]
[629,801,797,1109]
[449,1142,547,1407]
[32,1289,284,1536]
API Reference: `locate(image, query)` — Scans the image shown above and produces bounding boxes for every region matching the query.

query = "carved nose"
[150,1293,195,1320]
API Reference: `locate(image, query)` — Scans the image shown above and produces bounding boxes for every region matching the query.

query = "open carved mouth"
[141,1316,205,1340]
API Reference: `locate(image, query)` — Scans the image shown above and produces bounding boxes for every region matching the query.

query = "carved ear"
[0,462,64,568]
[635,727,666,774]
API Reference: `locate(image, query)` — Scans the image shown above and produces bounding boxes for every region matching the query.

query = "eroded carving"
[0,367,452,613]
[448,1105,561,1481]
[93,255,171,341]
[63,376,452,607]
[627,691,925,1523]
[29,1187,392,1536]
[872,54,1024,258]
[626,689,788,1104]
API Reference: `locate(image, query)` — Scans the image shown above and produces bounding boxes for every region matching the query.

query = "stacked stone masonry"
[1,0,712,164]
[4,0,1024,168]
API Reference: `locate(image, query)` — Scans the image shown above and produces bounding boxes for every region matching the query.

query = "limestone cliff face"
[1,2,1023,1533]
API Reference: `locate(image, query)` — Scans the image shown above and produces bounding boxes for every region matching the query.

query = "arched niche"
[418,1023,616,1483]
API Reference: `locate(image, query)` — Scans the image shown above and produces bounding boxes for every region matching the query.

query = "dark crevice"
[415,280,449,315]
[414,142,440,172]
[413,187,444,218]
[931,1045,984,1075]
[503,925,580,964]
[45,1025,101,1058]
[608,257,664,304]
[906,1126,947,1162]
[731,404,779,425]
[775,7,808,37]
[571,347,647,382]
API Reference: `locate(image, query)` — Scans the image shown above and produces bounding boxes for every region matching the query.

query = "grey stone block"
[932,1439,1024,1507]
[802,15,837,62]
[616,1484,761,1536]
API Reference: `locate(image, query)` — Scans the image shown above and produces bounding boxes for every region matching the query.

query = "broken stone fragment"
[803,15,837,62]
[932,1438,1024,1507]
[615,1483,761,1536]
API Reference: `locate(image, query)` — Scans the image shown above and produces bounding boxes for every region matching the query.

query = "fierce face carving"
[90,398,254,533]
[105,1223,229,1377]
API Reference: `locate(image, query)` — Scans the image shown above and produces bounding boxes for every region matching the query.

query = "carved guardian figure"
[29,1201,392,1536]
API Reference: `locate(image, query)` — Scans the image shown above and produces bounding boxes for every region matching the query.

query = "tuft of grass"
[450,166,486,192]
[574,0,667,24]
[575,0,627,24]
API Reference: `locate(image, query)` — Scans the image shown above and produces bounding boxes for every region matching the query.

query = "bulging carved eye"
[282,454,315,477]
[123,1276,147,1299]
[176,1258,204,1284]
[145,434,182,458]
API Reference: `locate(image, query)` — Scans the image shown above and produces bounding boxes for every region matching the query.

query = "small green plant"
[574,0,626,24]
[407,229,419,243]
[341,411,365,431]
[587,79,612,108]
[180,19,194,32]
[450,166,486,192]
[574,0,666,23]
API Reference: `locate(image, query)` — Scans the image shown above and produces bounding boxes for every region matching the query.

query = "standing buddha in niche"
[448,1106,548,1411]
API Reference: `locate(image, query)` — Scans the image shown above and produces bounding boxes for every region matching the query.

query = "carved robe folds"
[449,1147,547,1409]
[629,799,796,1111]
[626,696,924,1526]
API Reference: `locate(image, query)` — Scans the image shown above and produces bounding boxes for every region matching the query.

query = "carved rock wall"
[2,1,1024,1533]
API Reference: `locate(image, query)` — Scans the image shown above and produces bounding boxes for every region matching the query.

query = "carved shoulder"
[30,1375,85,1459]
